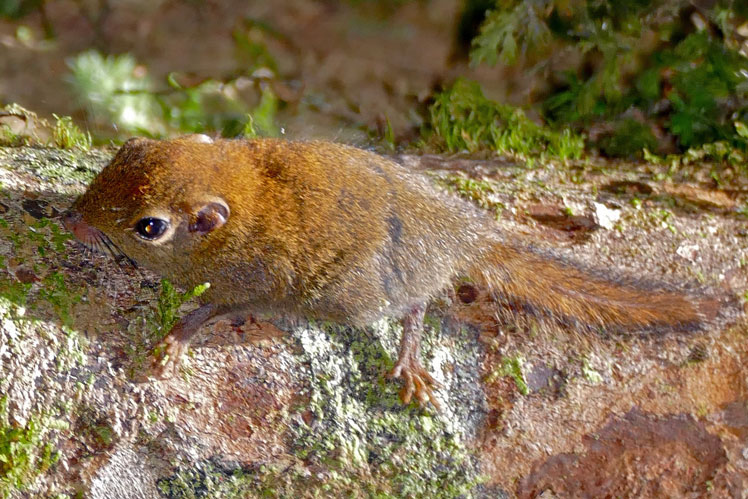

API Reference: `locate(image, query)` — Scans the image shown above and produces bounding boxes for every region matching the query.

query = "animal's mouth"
[62,210,138,267]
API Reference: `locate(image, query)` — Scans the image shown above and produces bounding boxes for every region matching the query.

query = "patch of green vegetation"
[739,203,748,219]
[282,321,481,496]
[0,104,45,147]
[0,278,32,309]
[437,174,504,219]
[67,38,282,140]
[645,137,747,169]
[241,86,279,138]
[0,125,28,148]
[644,208,677,235]
[67,50,158,135]
[470,1,748,161]
[0,218,83,321]
[0,396,61,498]
[596,119,657,159]
[0,217,88,376]
[488,355,529,395]
[157,318,484,497]
[37,272,81,329]
[73,408,116,455]
[52,114,91,150]
[0,126,106,184]
[581,358,603,385]
[427,78,584,161]
[156,279,211,336]
[124,279,209,375]
[157,460,261,498]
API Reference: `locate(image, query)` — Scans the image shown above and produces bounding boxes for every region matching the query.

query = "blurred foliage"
[65,49,280,141]
[427,78,583,161]
[65,16,283,141]
[470,0,748,160]
[67,51,158,135]
[596,119,657,159]
[0,0,42,20]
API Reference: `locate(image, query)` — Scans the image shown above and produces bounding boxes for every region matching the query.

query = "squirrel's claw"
[150,335,187,379]
[390,358,442,410]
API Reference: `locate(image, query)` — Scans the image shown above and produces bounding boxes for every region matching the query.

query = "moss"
[0,216,86,330]
[0,104,43,147]
[288,320,482,496]
[0,396,61,498]
[157,318,483,497]
[52,115,92,151]
[488,355,529,396]
[581,359,603,385]
[0,296,74,498]
[155,280,211,337]
[437,174,505,219]
[0,144,109,186]
[127,279,210,376]
[0,125,30,148]
[73,408,117,455]
[157,460,292,498]
[427,78,584,162]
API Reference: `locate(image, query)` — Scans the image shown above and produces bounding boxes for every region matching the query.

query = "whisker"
[98,235,118,259]
[72,229,138,270]
[98,232,139,270]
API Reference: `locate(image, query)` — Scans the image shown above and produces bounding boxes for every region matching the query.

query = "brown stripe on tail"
[469,240,720,333]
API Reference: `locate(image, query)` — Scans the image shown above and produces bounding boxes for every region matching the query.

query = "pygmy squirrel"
[63,135,719,408]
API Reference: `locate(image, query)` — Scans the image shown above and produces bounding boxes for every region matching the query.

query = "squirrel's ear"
[189,200,229,235]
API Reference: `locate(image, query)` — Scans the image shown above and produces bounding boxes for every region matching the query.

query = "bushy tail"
[468,240,720,333]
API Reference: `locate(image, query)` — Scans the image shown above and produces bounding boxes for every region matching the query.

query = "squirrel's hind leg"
[389,304,443,410]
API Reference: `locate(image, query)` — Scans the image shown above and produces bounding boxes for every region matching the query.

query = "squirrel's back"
[70,136,725,332]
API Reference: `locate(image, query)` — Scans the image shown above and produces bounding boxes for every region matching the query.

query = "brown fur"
[65,136,724,405]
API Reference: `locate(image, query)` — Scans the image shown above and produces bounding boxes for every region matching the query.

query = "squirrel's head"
[63,135,239,271]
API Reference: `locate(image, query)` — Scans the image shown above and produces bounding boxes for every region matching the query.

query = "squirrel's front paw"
[150,335,187,379]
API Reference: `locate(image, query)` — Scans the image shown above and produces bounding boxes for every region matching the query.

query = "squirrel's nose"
[61,209,81,232]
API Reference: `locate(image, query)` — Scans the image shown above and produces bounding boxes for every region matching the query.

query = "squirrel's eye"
[135,217,168,240]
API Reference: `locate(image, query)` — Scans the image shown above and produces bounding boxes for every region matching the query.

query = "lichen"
[157,317,486,497]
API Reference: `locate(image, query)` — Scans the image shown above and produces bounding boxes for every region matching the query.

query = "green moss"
[427,78,584,161]
[0,217,84,330]
[73,408,116,455]
[437,174,505,219]
[124,279,210,375]
[0,125,29,148]
[38,272,81,329]
[157,460,287,498]
[487,355,529,395]
[289,320,482,496]
[502,356,529,395]
[158,318,483,497]
[0,146,107,185]
[581,359,603,385]
[645,139,747,171]
[0,278,32,308]
[52,115,92,151]
[155,280,211,336]
[0,104,41,147]
[0,396,62,498]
